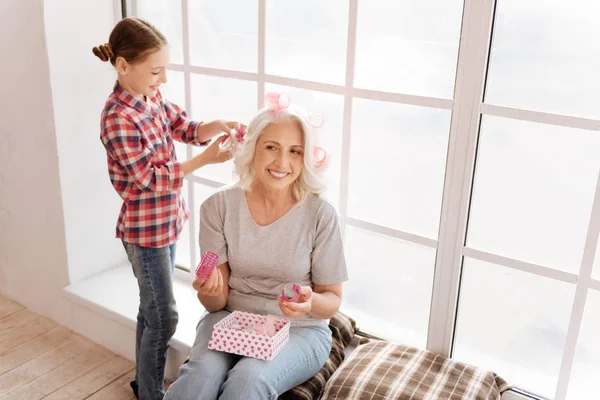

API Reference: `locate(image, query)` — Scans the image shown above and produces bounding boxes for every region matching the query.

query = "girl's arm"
[181,136,231,176]
[162,98,205,145]
[163,98,242,145]
[102,113,184,192]
[102,113,229,190]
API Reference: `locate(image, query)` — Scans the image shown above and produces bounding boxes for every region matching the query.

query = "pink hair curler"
[265,92,290,110]
[235,126,247,143]
[196,251,219,280]
[227,127,247,144]
[281,283,301,303]
[313,147,327,167]
[309,112,325,129]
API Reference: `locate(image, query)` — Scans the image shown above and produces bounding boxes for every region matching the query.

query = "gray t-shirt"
[199,186,348,327]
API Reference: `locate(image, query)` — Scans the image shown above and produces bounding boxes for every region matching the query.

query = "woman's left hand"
[278,285,313,318]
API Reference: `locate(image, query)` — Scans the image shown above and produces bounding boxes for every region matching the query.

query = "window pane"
[188,0,257,72]
[348,99,451,239]
[134,0,183,64]
[190,74,258,184]
[342,225,435,348]
[566,289,600,400]
[265,84,344,209]
[162,70,186,108]
[193,183,221,264]
[454,258,575,398]
[467,116,600,273]
[161,70,188,162]
[485,0,600,118]
[176,182,191,269]
[355,0,463,98]
[266,1,348,85]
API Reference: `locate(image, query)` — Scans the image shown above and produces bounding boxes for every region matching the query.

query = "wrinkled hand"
[278,286,313,318]
[193,268,224,297]
[201,135,232,165]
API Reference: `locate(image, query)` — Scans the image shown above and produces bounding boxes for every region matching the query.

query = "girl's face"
[252,121,305,194]
[117,46,170,99]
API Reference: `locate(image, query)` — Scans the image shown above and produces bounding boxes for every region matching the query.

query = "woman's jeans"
[123,241,178,400]
[164,310,332,400]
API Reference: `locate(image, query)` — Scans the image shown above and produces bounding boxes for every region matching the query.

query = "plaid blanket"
[280,312,358,399]
[321,341,511,400]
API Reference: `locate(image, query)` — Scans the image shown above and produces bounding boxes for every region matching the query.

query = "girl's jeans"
[123,241,178,400]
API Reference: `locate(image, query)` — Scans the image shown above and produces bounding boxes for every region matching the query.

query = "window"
[127,1,600,398]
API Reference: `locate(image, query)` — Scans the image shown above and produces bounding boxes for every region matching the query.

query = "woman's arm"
[308,283,342,319]
[194,262,230,313]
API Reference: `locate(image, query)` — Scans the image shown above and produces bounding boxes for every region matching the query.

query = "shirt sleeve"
[311,202,349,285]
[199,193,229,265]
[162,98,209,146]
[101,112,184,192]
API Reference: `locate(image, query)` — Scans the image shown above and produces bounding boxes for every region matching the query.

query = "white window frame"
[124,1,600,398]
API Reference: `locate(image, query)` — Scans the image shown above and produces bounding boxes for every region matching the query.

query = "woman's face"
[252,121,304,194]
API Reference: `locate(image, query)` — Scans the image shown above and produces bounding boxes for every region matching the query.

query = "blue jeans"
[164,310,332,400]
[123,241,178,400]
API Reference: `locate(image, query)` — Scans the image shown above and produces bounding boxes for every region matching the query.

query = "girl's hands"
[195,120,246,143]
[218,120,246,135]
[193,268,224,297]
[201,135,232,165]
[278,285,313,318]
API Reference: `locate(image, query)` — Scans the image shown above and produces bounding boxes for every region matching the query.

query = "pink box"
[207,311,290,361]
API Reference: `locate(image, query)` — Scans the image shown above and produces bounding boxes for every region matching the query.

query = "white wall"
[44,0,126,283]
[0,0,70,324]
[0,0,125,323]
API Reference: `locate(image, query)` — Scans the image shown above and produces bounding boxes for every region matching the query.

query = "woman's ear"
[115,57,128,75]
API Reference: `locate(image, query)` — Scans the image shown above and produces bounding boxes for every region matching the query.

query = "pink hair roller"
[227,127,247,144]
[196,251,219,280]
[252,314,278,336]
[235,126,247,143]
[265,92,290,110]
[281,283,301,303]
[313,147,327,167]
[309,112,325,129]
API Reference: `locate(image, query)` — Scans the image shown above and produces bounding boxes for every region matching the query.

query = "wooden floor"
[0,295,136,400]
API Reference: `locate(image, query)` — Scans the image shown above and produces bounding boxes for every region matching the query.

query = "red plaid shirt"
[100,82,207,248]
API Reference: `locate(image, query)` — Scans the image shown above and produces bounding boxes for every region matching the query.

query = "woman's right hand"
[193,268,224,297]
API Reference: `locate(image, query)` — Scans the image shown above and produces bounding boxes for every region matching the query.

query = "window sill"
[63,265,203,353]
[62,266,535,400]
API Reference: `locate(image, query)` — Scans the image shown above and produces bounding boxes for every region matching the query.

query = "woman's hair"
[233,105,328,204]
[92,17,167,65]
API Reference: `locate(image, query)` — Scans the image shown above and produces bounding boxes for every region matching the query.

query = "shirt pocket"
[142,119,172,162]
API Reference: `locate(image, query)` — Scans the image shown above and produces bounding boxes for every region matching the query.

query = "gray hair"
[233,105,328,204]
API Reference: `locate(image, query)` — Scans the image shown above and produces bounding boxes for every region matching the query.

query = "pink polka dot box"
[208,311,291,361]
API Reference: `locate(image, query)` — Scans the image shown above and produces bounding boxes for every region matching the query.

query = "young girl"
[94,17,242,400]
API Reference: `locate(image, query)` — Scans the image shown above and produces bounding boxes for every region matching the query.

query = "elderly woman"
[164,103,348,400]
